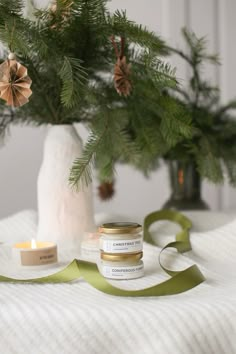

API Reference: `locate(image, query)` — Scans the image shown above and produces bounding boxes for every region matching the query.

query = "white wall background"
[0,0,236,218]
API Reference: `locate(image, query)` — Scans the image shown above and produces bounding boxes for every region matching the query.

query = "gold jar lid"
[99,222,142,234]
[101,251,143,262]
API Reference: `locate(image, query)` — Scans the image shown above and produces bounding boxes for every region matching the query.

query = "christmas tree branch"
[69,115,110,189]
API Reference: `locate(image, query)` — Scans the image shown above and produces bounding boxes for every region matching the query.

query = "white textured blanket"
[0,210,236,354]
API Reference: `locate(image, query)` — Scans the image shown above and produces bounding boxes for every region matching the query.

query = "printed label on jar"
[101,263,144,280]
[100,238,143,253]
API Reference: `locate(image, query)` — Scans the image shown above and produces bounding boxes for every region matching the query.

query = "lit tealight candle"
[12,239,58,267]
[31,238,37,249]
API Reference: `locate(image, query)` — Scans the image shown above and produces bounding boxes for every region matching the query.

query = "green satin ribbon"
[0,210,205,296]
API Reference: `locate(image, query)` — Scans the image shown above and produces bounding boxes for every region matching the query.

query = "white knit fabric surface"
[0,210,236,354]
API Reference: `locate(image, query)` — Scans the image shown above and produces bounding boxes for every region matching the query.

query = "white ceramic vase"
[37,124,96,249]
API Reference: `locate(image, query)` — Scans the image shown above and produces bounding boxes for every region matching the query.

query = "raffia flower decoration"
[111,36,132,97]
[0,55,32,108]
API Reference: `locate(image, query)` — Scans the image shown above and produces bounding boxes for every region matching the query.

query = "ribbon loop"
[0,210,205,296]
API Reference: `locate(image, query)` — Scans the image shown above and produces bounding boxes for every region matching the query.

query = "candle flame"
[31,239,37,249]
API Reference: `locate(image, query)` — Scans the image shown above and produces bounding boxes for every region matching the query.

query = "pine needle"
[59,56,88,108]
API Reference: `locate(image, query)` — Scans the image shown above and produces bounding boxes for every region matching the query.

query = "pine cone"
[98,182,115,201]
[114,56,132,97]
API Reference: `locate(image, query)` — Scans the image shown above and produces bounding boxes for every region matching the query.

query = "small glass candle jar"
[12,241,58,267]
[100,252,144,280]
[99,222,143,254]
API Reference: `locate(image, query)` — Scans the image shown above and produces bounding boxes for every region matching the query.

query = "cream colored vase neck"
[37,124,95,249]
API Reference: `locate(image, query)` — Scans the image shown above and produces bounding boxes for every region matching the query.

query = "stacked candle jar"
[99,222,144,280]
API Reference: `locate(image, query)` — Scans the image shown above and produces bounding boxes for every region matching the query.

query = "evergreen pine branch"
[109,10,168,55]
[25,58,60,122]
[0,0,197,188]
[165,28,236,186]
[134,126,168,174]
[215,101,236,116]
[0,21,29,56]
[96,155,115,183]
[141,54,177,89]
[25,23,49,59]
[113,129,141,164]
[69,133,98,188]
[69,120,109,188]
[0,0,24,20]
[0,110,14,140]
[75,0,107,23]
[173,86,191,102]
[196,137,224,183]
[181,28,221,66]
[159,97,193,146]
[167,47,192,65]
[168,28,220,68]
[59,56,88,108]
